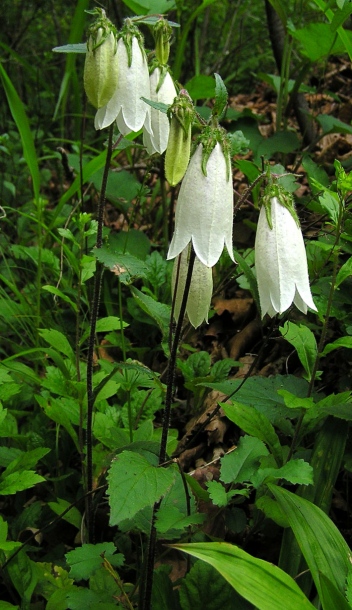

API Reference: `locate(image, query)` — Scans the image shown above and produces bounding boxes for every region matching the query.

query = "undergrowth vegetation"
[1,1,352,609]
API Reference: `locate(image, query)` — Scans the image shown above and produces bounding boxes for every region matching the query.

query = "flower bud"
[153,18,172,65]
[165,90,194,186]
[172,245,213,328]
[84,10,118,109]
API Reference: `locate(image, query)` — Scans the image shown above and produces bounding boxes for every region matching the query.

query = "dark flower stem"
[85,124,114,543]
[141,246,196,610]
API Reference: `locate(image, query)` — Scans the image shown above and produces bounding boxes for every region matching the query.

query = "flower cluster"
[82,11,317,329]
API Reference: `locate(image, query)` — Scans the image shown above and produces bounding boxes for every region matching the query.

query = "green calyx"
[86,9,117,52]
[165,91,194,186]
[118,18,145,68]
[149,62,172,94]
[153,18,172,65]
[196,126,231,181]
[262,182,300,230]
[167,90,194,136]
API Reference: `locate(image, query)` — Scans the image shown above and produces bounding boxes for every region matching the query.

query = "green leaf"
[277,390,314,410]
[107,451,176,525]
[256,496,289,528]
[52,43,87,53]
[253,459,314,488]
[212,73,228,120]
[233,250,260,311]
[321,336,352,357]
[39,328,75,361]
[121,0,176,15]
[0,470,45,495]
[279,321,318,382]
[130,286,171,349]
[330,1,352,32]
[317,114,352,135]
[65,543,123,580]
[200,374,309,436]
[221,401,283,466]
[179,559,253,610]
[152,566,181,610]
[48,498,82,530]
[155,506,204,534]
[173,542,316,610]
[94,249,148,283]
[184,75,215,100]
[1,447,50,477]
[6,551,38,603]
[220,436,269,484]
[269,485,352,600]
[319,573,352,610]
[42,286,78,312]
[0,63,40,202]
[291,22,352,61]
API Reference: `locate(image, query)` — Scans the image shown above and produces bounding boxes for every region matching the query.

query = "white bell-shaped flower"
[95,33,151,135]
[172,246,213,328]
[255,192,317,317]
[167,140,235,267]
[143,67,177,155]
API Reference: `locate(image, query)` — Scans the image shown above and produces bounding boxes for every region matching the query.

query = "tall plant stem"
[85,124,114,543]
[141,247,196,610]
[286,197,344,462]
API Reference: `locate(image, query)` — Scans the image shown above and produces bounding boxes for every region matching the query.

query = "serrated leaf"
[206,480,229,507]
[155,506,204,534]
[39,328,75,361]
[94,249,148,284]
[220,436,269,484]
[107,451,176,524]
[0,470,45,495]
[269,484,352,601]
[221,401,283,466]
[279,321,317,382]
[65,543,123,580]
[253,459,314,488]
[173,541,316,610]
[256,496,289,528]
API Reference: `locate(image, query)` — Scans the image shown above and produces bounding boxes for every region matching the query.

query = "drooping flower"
[172,245,213,328]
[143,66,177,155]
[167,130,235,267]
[84,10,118,109]
[255,185,317,317]
[94,20,151,135]
[164,90,194,186]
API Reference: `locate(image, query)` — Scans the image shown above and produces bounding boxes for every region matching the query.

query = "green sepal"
[212,73,228,121]
[86,8,117,52]
[261,181,299,230]
[196,126,232,181]
[118,18,145,68]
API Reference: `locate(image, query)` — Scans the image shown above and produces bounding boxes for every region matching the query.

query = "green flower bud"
[153,18,172,65]
[165,90,194,186]
[84,9,118,109]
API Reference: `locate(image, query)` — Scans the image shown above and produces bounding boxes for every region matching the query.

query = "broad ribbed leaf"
[269,485,352,599]
[173,542,315,610]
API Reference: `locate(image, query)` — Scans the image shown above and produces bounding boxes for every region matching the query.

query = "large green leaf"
[220,435,269,484]
[107,451,176,524]
[65,543,123,580]
[279,321,317,382]
[173,542,315,610]
[269,485,352,600]
[0,64,40,202]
